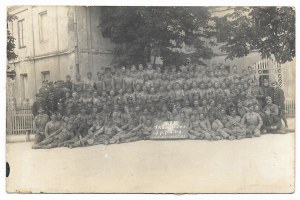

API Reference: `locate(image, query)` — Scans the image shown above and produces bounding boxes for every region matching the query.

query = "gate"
[251,58,286,90]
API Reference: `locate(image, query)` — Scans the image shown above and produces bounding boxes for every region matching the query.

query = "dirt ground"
[6,119,295,193]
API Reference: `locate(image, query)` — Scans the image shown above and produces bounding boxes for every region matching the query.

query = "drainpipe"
[55,6,61,79]
[30,6,37,99]
[74,6,80,74]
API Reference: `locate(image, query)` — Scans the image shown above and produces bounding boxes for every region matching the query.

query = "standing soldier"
[103,67,115,94]
[39,80,51,99]
[95,72,104,95]
[261,79,274,106]
[73,73,84,94]
[32,93,46,117]
[83,72,95,92]
[64,75,73,92]
[272,81,288,128]
[114,66,126,92]
[33,107,49,145]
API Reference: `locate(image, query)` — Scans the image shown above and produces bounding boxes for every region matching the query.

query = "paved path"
[6,131,294,193]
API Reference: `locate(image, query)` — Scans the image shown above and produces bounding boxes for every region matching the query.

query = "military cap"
[36,93,43,97]
[42,80,49,83]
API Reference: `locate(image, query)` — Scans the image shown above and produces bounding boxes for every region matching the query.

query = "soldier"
[103,67,115,94]
[210,114,230,139]
[66,114,103,148]
[88,117,124,146]
[261,79,274,106]
[188,113,208,140]
[73,73,84,94]
[263,96,279,117]
[45,92,58,115]
[225,107,247,139]
[32,121,75,149]
[39,80,51,98]
[261,109,285,134]
[173,82,185,103]
[114,66,126,92]
[95,72,104,95]
[272,81,288,128]
[116,116,155,143]
[83,72,95,92]
[241,103,263,137]
[64,75,73,91]
[32,107,49,145]
[32,93,46,117]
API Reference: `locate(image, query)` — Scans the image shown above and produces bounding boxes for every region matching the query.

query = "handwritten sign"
[150,121,189,139]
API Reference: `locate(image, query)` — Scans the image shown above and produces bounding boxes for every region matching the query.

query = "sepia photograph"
[5,5,295,193]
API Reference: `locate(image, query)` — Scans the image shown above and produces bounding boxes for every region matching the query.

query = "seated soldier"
[261,109,286,134]
[263,96,279,116]
[210,115,230,140]
[180,99,193,119]
[241,103,263,137]
[67,114,104,148]
[225,108,247,140]
[112,116,155,144]
[188,113,211,140]
[32,121,75,149]
[76,117,123,147]
[157,104,172,121]
[33,107,49,145]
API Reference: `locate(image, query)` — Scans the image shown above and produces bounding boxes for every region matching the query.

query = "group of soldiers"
[31,63,288,149]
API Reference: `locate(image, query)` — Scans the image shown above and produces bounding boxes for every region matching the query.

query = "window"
[18,19,26,48]
[215,17,230,43]
[39,11,48,42]
[20,73,28,99]
[41,71,50,82]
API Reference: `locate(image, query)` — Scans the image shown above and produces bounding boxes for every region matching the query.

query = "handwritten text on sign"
[150,121,189,139]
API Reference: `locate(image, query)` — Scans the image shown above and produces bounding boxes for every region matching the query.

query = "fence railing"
[6,109,34,135]
[285,98,295,117]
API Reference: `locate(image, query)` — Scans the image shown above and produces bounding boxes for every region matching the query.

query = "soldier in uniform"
[64,75,73,91]
[261,109,285,134]
[39,80,51,98]
[103,67,115,94]
[32,121,75,149]
[32,93,46,117]
[114,66,126,92]
[83,72,95,92]
[225,107,247,140]
[241,103,263,137]
[33,107,49,145]
[210,114,230,139]
[272,81,288,128]
[261,79,274,106]
[263,96,279,117]
[67,114,104,148]
[45,92,58,115]
[95,72,104,95]
[73,73,84,94]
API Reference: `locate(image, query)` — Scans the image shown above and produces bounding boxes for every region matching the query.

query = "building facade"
[7,6,114,106]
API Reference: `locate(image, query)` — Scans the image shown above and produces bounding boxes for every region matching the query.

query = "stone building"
[7,6,114,106]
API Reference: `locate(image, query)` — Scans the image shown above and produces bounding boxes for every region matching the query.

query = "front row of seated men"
[32,95,287,149]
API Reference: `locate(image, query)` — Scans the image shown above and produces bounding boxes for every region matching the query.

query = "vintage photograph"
[6,6,295,193]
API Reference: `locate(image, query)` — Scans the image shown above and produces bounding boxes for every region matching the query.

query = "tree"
[219,7,295,64]
[99,7,215,67]
[7,14,18,62]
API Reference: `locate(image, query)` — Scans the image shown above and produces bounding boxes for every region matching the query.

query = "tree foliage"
[220,7,295,64]
[7,14,18,61]
[99,7,215,67]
